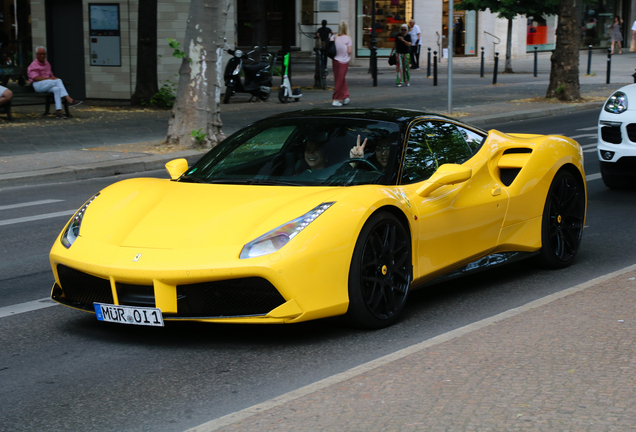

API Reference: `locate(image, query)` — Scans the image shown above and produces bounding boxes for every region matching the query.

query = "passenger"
[301,140,328,172]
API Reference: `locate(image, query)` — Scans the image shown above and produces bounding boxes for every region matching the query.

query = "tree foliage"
[456,0,559,72]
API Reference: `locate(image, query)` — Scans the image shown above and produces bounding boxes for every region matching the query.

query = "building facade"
[2,0,635,100]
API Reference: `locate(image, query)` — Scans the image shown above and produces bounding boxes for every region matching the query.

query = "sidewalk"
[0,49,631,188]
[193,265,636,432]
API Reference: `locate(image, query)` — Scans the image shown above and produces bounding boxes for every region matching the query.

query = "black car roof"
[265,108,457,127]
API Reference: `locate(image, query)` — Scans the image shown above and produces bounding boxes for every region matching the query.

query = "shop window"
[357,0,413,57]
[442,1,476,56]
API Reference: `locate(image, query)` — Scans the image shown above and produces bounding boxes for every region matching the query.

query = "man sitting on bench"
[27,46,81,119]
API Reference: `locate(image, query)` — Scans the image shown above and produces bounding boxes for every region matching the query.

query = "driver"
[350,135,390,170]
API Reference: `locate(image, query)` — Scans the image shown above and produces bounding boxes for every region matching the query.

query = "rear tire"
[278,87,289,103]
[223,87,232,104]
[537,170,585,269]
[346,211,412,329]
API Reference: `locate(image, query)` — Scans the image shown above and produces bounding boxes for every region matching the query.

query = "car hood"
[77,178,341,250]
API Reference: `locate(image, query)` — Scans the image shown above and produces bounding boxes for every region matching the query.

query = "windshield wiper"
[178,175,205,183]
[207,178,303,186]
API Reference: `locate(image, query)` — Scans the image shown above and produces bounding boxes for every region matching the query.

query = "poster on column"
[89,3,122,67]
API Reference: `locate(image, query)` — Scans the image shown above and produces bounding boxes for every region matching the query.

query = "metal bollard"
[606,47,611,84]
[587,45,592,75]
[427,47,431,78]
[533,46,538,77]
[493,52,499,84]
[480,47,485,78]
[433,51,438,86]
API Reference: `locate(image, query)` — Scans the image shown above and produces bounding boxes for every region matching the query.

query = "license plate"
[94,303,164,327]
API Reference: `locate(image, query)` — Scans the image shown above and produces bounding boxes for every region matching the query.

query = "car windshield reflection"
[181,118,402,186]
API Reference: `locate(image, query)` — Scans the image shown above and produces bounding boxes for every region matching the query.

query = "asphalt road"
[2,108,636,432]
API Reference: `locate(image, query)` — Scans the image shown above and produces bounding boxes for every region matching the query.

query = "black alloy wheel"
[538,169,586,269]
[346,211,412,329]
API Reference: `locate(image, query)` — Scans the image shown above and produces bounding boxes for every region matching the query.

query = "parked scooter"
[278,51,302,103]
[223,42,274,104]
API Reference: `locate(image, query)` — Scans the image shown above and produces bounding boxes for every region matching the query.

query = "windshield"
[180,118,402,186]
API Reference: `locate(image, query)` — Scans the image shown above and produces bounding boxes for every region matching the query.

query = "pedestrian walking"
[330,20,352,107]
[408,19,421,69]
[316,20,333,73]
[390,24,412,87]
[611,16,623,54]
[630,18,636,52]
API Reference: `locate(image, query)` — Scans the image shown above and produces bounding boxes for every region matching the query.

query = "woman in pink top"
[330,21,352,107]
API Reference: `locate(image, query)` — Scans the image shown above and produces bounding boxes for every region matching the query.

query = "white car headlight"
[61,193,99,248]
[604,91,628,114]
[240,202,335,259]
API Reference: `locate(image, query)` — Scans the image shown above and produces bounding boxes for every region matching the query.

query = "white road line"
[586,173,602,181]
[0,210,76,226]
[186,262,636,432]
[583,148,599,153]
[0,297,58,319]
[570,133,597,139]
[575,126,599,131]
[581,143,597,149]
[0,199,64,211]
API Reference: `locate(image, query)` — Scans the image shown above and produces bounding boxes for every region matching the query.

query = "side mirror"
[416,164,472,197]
[165,158,189,180]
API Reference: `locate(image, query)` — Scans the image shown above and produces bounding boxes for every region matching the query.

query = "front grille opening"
[500,168,521,187]
[117,284,155,307]
[56,264,113,309]
[626,124,636,142]
[176,277,286,317]
[601,126,622,144]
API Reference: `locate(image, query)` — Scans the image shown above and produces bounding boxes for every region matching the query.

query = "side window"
[456,125,486,153]
[402,121,476,184]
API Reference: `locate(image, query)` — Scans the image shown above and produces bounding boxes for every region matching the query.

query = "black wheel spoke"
[355,217,411,322]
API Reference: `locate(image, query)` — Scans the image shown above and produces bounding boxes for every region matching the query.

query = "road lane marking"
[186,262,636,432]
[570,133,597,139]
[575,126,598,131]
[581,143,597,149]
[583,148,599,153]
[0,210,76,226]
[586,173,602,181]
[0,199,64,211]
[0,297,58,318]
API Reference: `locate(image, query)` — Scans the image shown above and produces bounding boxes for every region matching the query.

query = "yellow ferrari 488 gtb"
[50,109,586,329]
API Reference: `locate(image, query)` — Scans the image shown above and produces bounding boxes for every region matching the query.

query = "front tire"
[537,170,585,269]
[346,211,412,329]
[223,87,232,104]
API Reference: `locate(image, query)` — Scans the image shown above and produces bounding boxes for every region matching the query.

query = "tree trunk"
[546,0,580,101]
[131,0,158,105]
[166,0,230,148]
[504,18,514,73]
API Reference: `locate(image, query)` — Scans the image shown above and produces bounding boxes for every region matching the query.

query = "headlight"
[61,193,99,248]
[240,202,335,259]
[604,91,628,114]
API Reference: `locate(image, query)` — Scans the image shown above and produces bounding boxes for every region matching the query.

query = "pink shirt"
[331,34,351,64]
[27,59,54,83]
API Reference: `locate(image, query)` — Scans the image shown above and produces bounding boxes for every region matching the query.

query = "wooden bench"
[0,67,71,121]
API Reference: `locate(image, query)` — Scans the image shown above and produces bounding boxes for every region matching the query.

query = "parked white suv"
[598,84,636,189]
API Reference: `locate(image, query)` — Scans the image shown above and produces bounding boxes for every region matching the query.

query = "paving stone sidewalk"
[195,267,636,432]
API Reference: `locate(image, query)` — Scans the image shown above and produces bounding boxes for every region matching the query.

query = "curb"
[0,150,202,188]
[466,101,603,127]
